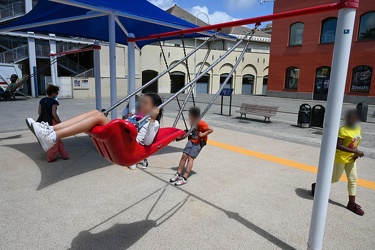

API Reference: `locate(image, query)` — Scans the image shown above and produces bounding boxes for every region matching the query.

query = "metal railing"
[0,44,28,63]
[58,56,87,74]
[0,1,25,22]
[74,68,94,77]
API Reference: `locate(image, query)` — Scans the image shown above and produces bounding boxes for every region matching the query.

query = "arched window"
[242,74,255,95]
[321,18,337,43]
[289,22,304,46]
[285,67,300,90]
[358,12,375,41]
[351,65,373,93]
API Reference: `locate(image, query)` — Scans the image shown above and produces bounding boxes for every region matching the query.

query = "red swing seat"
[86,119,185,166]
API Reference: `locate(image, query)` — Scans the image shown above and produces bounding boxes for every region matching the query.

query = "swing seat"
[87,119,186,167]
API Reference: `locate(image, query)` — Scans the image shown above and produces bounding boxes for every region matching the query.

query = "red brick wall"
[268,0,375,98]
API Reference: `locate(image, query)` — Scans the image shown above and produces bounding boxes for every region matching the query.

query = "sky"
[148,0,274,27]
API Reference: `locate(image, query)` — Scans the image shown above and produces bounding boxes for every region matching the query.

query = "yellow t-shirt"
[335,126,361,164]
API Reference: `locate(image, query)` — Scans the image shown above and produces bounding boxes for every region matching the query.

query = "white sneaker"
[175,177,188,186]
[26,118,36,135]
[169,173,181,182]
[142,159,149,169]
[33,123,56,152]
[40,121,53,131]
[129,164,137,170]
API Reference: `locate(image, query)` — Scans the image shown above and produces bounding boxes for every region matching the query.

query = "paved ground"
[0,95,374,250]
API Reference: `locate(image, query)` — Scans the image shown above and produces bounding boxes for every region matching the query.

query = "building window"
[285,67,300,90]
[320,18,337,43]
[289,22,304,46]
[358,12,375,41]
[351,65,373,93]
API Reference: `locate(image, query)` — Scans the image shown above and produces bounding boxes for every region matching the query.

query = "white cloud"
[226,0,258,11]
[148,1,239,25]
[148,0,176,10]
[190,6,237,24]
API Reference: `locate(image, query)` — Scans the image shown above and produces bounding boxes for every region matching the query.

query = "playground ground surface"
[0,95,374,249]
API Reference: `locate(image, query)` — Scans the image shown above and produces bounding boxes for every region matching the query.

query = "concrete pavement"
[0,96,374,249]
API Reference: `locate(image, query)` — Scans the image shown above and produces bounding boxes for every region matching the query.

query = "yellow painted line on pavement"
[208,140,375,191]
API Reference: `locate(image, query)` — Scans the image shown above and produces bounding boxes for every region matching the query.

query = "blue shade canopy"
[0,0,233,48]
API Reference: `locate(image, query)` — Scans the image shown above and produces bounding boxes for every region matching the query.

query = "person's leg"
[177,153,188,174]
[47,143,59,162]
[57,140,70,160]
[53,110,99,131]
[55,111,109,140]
[312,162,344,196]
[183,156,194,179]
[331,162,345,184]
[344,162,364,215]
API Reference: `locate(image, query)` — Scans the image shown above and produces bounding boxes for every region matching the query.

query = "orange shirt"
[190,120,209,144]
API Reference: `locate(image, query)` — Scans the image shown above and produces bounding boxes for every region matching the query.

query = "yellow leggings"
[332,162,357,196]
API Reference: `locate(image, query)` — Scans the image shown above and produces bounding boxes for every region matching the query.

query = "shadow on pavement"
[69,221,156,250]
[295,188,346,209]
[69,185,187,249]
[142,170,297,250]
[5,136,111,190]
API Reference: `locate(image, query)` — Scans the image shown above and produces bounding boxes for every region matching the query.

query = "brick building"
[267,0,375,104]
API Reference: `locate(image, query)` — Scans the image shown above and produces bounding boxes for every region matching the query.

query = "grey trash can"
[310,105,325,128]
[298,103,311,128]
[356,102,368,122]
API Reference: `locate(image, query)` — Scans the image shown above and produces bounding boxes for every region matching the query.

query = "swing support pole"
[104,38,212,115]
[137,38,244,126]
[307,1,358,249]
[127,33,136,114]
[172,43,212,128]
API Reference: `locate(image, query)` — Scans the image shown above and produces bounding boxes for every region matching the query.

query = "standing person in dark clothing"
[37,84,70,163]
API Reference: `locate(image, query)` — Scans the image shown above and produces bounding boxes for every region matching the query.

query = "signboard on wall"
[73,78,89,90]
[351,65,372,93]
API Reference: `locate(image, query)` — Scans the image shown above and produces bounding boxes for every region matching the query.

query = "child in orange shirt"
[170,107,213,186]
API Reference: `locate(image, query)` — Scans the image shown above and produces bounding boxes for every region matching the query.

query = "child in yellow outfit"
[312,110,364,216]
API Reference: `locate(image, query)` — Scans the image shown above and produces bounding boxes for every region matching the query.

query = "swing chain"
[180,36,195,107]
[158,40,189,130]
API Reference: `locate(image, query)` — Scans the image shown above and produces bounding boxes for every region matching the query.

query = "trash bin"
[356,102,368,122]
[298,103,311,128]
[310,105,325,128]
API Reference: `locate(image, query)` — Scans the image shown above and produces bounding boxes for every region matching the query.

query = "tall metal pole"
[108,13,117,120]
[307,1,358,249]
[127,33,136,114]
[93,42,102,111]
[27,32,36,97]
[49,34,58,86]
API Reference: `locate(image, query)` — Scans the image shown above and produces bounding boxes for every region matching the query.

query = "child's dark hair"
[144,92,163,122]
[189,107,201,118]
[46,84,60,96]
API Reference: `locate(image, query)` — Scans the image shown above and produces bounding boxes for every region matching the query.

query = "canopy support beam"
[94,42,102,111]
[0,12,107,33]
[108,13,117,120]
[27,32,37,97]
[127,33,136,114]
[307,1,358,249]
[49,34,58,87]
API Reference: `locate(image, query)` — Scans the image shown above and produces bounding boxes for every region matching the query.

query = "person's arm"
[336,138,364,157]
[142,108,160,146]
[51,104,62,123]
[199,124,214,138]
[38,104,42,115]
